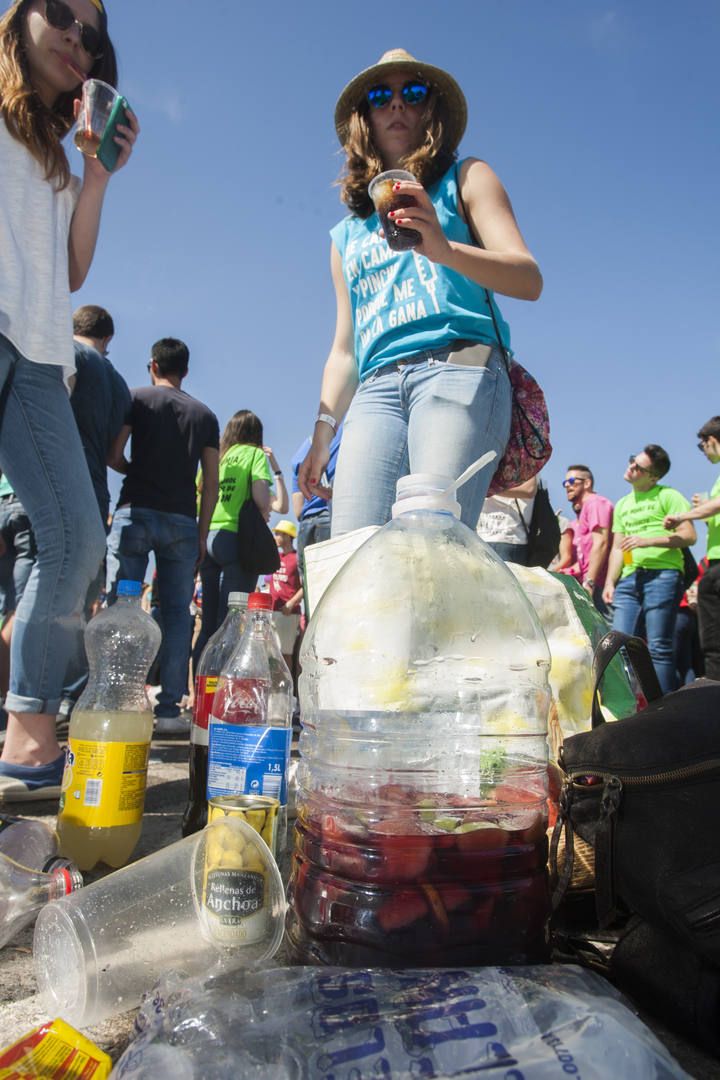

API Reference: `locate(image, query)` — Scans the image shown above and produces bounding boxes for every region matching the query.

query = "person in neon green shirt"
[664,416,720,680]
[603,445,696,693]
[193,411,289,670]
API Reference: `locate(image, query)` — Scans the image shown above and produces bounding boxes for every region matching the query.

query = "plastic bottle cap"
[228,592,250,606]
[392,473,461,519]
[248,592,273,611]
[117,580,143,598]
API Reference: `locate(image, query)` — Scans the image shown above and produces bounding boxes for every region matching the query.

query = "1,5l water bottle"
[57,580,162,871]
[288,473,552,966]
[182,592,249,837]
[207,593,292,850]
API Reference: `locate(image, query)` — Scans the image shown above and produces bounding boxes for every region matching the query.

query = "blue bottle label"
[207,723,291,804]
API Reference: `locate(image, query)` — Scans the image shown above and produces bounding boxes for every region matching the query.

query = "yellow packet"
[0,1018,111,1079]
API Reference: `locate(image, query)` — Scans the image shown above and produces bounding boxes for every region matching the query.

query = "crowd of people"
[0,10,717,805]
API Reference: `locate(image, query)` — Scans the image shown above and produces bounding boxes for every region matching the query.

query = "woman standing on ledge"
[299,48,542,534]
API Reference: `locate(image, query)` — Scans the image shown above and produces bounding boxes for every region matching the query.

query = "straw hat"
[273,520,298,540]
[334,48,467,152]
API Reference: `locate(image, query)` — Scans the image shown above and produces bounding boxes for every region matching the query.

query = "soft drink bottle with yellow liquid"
[57,581,161,871]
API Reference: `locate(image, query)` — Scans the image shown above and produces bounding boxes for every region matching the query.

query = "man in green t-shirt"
[603,445,696,693]
[664,416,720,680]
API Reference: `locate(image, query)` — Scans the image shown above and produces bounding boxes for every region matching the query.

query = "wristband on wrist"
[274,470,282,477]
[316,412,338,433]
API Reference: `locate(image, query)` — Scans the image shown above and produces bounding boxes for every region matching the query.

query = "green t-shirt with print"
[613,485,691,577]
[707,474,720,560]
[210,445,273,534]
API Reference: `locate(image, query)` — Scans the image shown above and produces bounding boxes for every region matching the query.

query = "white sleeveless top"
[477,494,534,545]
[0,120,80,378]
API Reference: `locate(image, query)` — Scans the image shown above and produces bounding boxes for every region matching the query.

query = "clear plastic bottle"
[0,852,82,949]
[182,592,249,837]
[288,473,553,966]
[0,814,76,875]
[207,593,292,850]
[57,579,162,871]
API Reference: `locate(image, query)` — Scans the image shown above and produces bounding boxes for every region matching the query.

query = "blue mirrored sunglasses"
[366,80,430,110]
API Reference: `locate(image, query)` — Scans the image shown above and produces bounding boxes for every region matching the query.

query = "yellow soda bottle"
[57,580,161,871]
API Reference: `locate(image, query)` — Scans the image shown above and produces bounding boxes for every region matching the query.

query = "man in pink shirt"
[562,465,613,616]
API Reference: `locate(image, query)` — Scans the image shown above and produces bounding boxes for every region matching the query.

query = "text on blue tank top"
[330,161,512,381]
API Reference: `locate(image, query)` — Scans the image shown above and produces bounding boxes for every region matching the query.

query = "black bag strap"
[454,164,546,461]
[591,630,663,728]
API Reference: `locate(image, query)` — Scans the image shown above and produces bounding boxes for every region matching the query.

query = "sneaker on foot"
[0,752,66,803]
[154,713,191,737]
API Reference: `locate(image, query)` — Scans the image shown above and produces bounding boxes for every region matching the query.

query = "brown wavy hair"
[0,0,117,190]
[339,90,457,219]
[220,410,264,461]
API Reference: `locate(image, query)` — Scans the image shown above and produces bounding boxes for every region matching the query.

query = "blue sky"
[72,0,719,543]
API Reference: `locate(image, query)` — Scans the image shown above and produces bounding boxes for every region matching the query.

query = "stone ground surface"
[0,736,719,1077]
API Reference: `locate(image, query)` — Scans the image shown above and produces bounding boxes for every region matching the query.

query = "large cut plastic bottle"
[289,473,553,966]
[182,592,249,837]
[207,592,293,850]
[57,580,162,871]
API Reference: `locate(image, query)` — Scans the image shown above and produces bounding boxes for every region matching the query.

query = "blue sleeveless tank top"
[330,160,512,381]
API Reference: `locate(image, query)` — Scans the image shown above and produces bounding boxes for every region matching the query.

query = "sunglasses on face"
[562,476,588,488]
[44,0,104,60]
[366,80,430,110]
[628,455,651,474]
[698,438,710,451]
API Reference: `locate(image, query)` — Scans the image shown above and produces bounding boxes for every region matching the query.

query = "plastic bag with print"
[110,964,688,1079]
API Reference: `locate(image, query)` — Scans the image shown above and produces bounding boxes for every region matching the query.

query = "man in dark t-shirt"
[107,338,219,733]
[71,305,131,528]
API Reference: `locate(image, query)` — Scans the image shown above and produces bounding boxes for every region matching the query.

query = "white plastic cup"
[33,818,285,1026]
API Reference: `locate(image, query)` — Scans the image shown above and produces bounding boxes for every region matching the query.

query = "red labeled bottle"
[181,592,248,836]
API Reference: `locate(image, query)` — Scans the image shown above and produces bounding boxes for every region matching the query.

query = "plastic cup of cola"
[33,817,285,1027]
[368,169,422,251]
[73,79,120,157]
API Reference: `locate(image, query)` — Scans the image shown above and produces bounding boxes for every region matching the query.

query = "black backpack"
[552,630,720,962]
[518,483,561,568]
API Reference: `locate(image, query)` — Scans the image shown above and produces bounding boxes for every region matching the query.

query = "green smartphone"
[96,94,130,173]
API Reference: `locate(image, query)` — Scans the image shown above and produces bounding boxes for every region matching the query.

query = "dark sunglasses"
[44,0,104,60]
[366,80,430,110]
[562,476,588,487]
[698,438,710,451]
[628,454,651,474]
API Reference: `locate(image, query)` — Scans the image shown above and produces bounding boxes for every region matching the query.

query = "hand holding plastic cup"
[368,169,422,251]
[74,79,118,156]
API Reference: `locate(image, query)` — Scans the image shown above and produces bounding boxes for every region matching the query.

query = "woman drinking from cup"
[0,0,138,800]
[299,49,542,533]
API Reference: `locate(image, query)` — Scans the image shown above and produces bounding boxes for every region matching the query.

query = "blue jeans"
[297,509,331,596]
[0,494,37,617]
[192,527,257,673]
[106,506,198,718]
[0,338,106,714]
[611,568,684,694]
[330,346,511,535]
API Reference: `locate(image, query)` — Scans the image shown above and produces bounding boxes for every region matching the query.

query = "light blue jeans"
[106,506,198,718]
[0,337,106,714]
[611,568,684,695]
[330,346,512,535]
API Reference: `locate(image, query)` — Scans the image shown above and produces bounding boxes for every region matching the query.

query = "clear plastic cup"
[33,818,285,1027]
[74,78,120,157]
[368,169,421,251]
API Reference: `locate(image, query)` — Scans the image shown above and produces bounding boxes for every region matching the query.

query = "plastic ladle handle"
[444,451,497,497]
